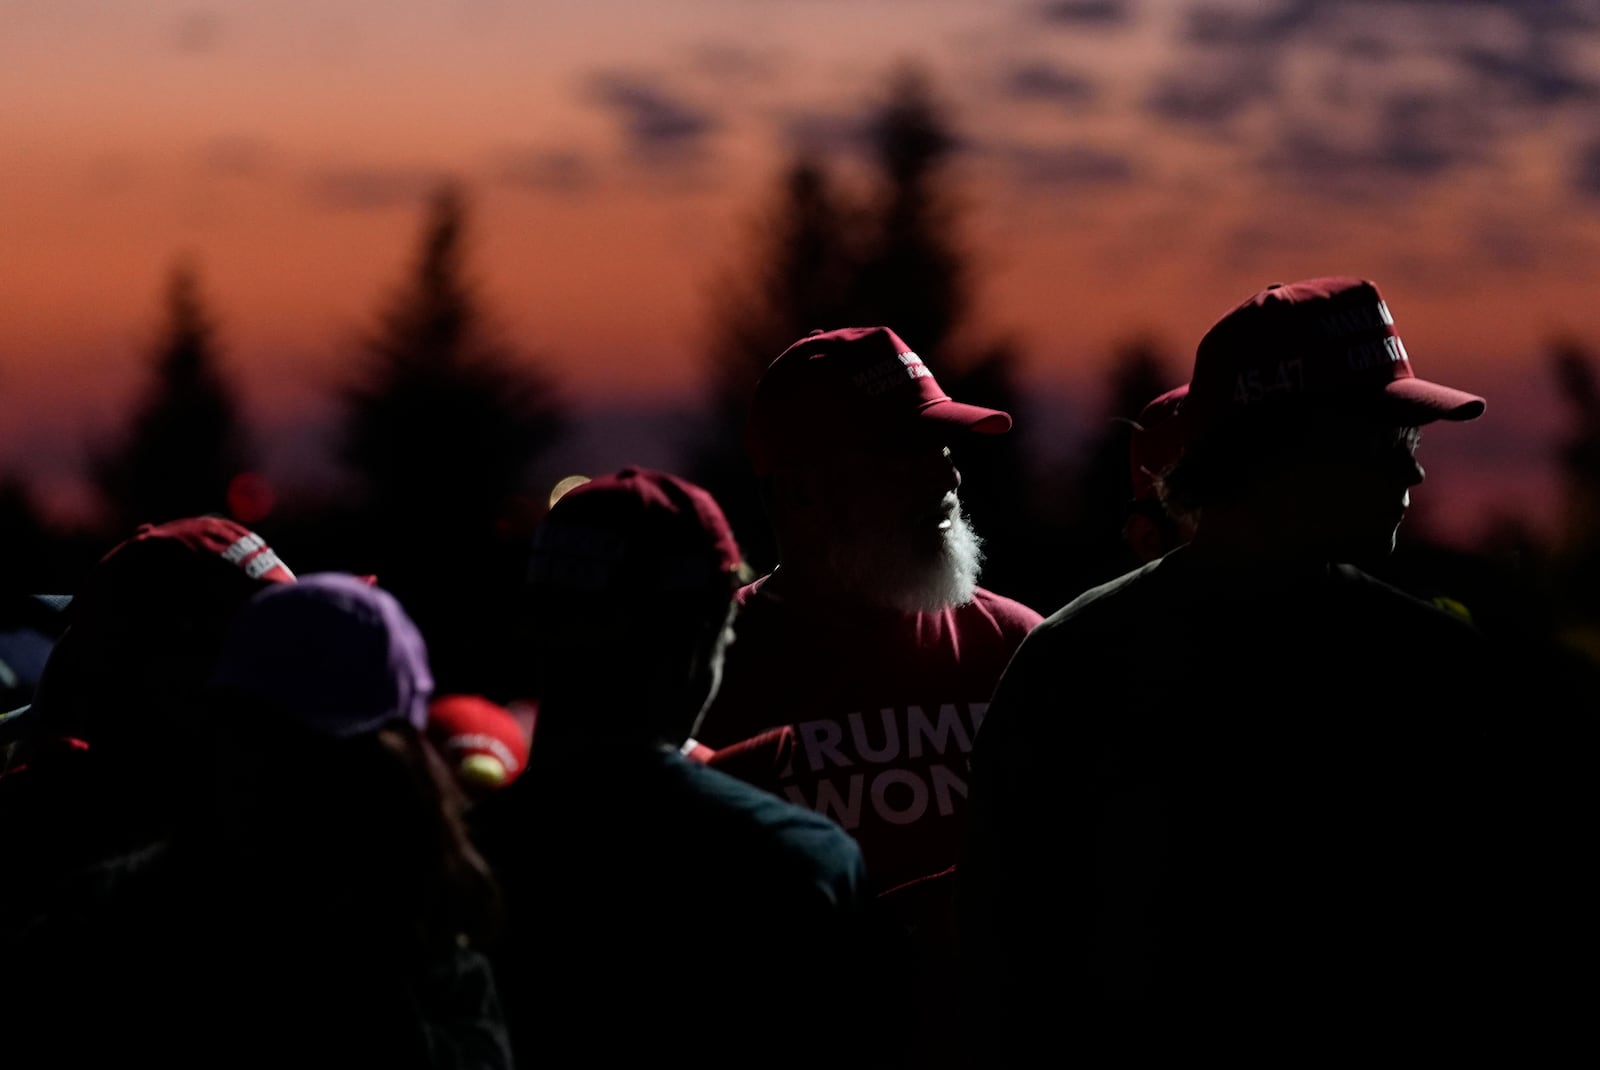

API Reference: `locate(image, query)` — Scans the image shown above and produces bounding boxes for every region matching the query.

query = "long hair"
[210,706,501,958]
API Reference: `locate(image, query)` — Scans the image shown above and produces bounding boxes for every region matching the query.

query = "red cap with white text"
[746,326,1012,475]
[1184,277,1485,439]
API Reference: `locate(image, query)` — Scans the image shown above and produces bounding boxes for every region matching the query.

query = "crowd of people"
[1,276,1591,1066]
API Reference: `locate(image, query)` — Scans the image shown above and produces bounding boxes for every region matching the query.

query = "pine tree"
[341,184,563,539]
[851,67,1041,604]
[1058,337,1179,589]
[692,66,1043,604]
[95,261,249,534]
[1552,340,1600,606]
[689,157,859,571]
[338,183,564,691]
[849,66,968,361]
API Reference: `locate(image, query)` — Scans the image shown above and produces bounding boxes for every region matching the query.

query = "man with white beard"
[693,326,1043,898]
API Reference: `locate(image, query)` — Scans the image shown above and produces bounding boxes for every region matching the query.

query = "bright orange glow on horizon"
[7,2,1600,545]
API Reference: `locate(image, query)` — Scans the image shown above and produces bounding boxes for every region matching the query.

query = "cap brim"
[918,398,1013,435]
[1384,378,1486,423]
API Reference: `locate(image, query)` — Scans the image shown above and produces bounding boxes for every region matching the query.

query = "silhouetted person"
[202,573,508,1068]
[5,572,510,1069]
[472,467,873,1068]
[1,518,295,921]
[961,277,1520,1062]
[1123,383,1192,564]
[0,592,69,746]
[694,326,1042,892]
[687,327,1041,1068]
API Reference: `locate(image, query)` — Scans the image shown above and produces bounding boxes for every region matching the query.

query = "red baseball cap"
[426,693,530,791]
[1184,277,1485,439]
[70,515,295,635]
[746,326,1012,475]
[28,516,296,745]
[1129,383,1190,503]
[527,467,745,596]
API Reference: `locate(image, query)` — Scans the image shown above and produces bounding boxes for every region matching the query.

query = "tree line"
[4,67,1600,695]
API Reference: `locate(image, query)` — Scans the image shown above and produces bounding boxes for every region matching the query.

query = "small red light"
[227,471,275,524]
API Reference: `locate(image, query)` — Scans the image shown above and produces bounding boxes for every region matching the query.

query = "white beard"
[826,496,986,614]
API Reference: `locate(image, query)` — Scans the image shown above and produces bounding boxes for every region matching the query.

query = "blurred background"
[8,0,1600,690]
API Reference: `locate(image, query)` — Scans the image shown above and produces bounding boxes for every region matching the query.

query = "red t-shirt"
[698,572,1041,892]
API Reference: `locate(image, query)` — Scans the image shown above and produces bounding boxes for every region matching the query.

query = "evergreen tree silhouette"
[690,66,1060,606]
[849,66,967,361]
[1550,339,1600,628]
[0,477,48,597]
[850,66,1043,606]
[94,261,249,535]
[338,183,564,692]
[1054,336,1178,598]
[688,157,859,572]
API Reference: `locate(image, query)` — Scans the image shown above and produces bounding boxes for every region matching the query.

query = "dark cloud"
[999,143,1135,187]
[1373,92,1487,176]
[1264,90,1489,198]
[1181,0,1600,88]
[198,136,275,178]
[583,72,719,163]
[1146,62,1277,128]
[778,108,876,159]
[1334,32,1400,64]
[1182,0,1323,46]
[1458,40,1600,108]
[173,10,224,54]
[493,148,597,193]
[1183,0,1600,49]
[778,94,983,164]
[1003,61,1099,108]
[1572,139,1600,198]
[1035,0,1135,26]
[1147,0,1600,175]
[304,167,443,211]
[1439,0,1600,34]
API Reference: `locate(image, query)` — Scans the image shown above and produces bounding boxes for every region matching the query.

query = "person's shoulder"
[728,573,790,636]
[679,755,855,845]
[1330,564,1493,680]
[967,586,1045,635]
[1032,557,1167,639]
[673,754,865,886]
[1333,564,1485,637]
[734,573,778,610]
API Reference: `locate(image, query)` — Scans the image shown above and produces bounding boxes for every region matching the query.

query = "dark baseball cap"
[26,516,298,742]
[527,467,745,596]
[746,326,1012,475]
[1184,277,1485,439]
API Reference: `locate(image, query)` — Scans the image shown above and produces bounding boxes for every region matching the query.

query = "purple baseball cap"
[211,572,432,739]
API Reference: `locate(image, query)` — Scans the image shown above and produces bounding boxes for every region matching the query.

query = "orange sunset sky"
[8,1,1600,545]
